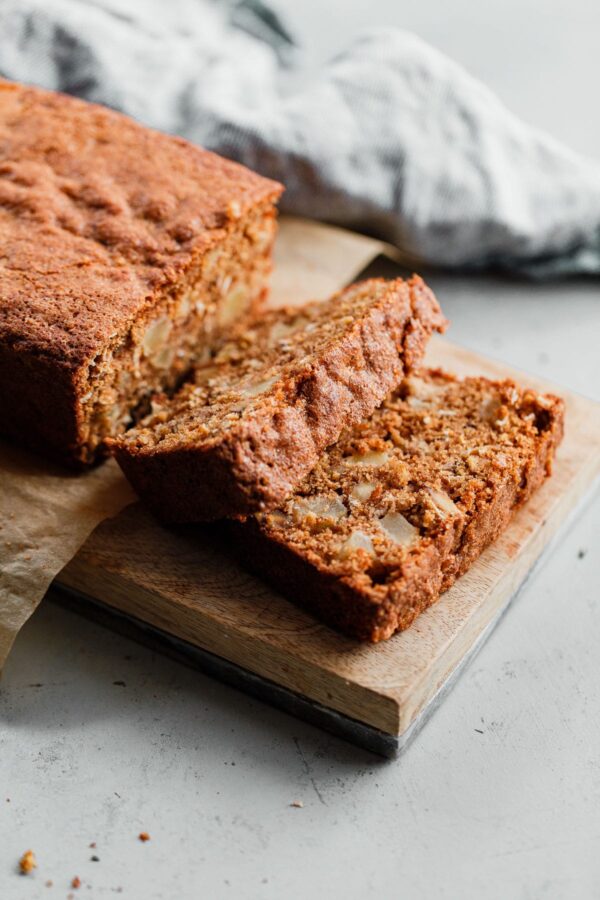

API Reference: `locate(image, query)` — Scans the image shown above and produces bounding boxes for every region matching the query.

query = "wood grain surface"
[57,336,600,738]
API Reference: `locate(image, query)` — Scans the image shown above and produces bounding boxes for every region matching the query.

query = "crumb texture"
[111,276,446,520]
[234,369,565,642]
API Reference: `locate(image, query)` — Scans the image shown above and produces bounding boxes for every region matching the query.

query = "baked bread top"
[110,276,447,520]
[0,79,282,369]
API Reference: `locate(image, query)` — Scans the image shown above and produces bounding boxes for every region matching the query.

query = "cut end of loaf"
[75,203,279,464]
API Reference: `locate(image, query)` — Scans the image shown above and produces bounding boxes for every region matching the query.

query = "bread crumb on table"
[71,875,81,888]
[139,831,151,842]
[18,849,37,874]
[290,800,304,808]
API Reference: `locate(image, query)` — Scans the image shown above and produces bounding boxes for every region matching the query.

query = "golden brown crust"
[0,79,282,464]
[111,277,447,520]
[230,369,565,642]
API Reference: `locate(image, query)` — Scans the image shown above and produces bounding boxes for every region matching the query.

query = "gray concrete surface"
[1,3,599,898]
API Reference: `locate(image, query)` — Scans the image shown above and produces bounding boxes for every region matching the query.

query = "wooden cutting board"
[55,335,600,756]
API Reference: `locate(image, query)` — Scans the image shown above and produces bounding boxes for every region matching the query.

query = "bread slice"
[0,79,282,465]
[110,277,446,521]
[231,369,564,642]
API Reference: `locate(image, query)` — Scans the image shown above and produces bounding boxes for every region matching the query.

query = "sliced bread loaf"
[0,79,282,465]
[231,369,564,642]
[110,277,446,520]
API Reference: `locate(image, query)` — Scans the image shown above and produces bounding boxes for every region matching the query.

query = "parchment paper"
[0,217,395,670]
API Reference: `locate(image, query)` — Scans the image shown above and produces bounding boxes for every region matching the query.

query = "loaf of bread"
[0,79,282,465]
[231,370,564,642]
[110,277,446,521]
